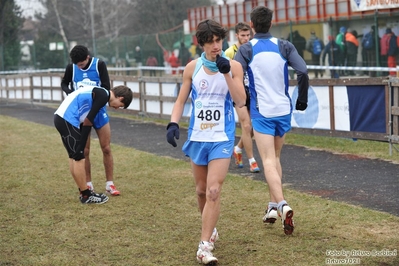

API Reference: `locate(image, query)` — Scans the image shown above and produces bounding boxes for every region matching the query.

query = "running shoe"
[196,241,218,265]
[106,184,120,196]
[233,150,243,168]
[87,183,93,191]
[279,204,294,235]
[262,207,278,224]
[209,228,219,249]
[250,161,260,173]
[80,191,109,204]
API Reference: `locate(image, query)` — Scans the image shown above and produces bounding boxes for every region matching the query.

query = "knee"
[84,147,90,157]
[196,187,206,199]
[101,145,112,155]
[207,186,221,202]
[241,122,252,134]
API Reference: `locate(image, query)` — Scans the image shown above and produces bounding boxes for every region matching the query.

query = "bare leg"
[95,123,113,182]
[236,138,244,149]
[70,158,87,191]
[191,158,230,242]
[236,106,254,160]
[84,134,92,182]
[253,131,285,203]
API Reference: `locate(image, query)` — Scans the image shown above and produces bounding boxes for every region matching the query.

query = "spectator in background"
[222,38,229,51]
[306,31,324,78]
[168,52,179,75]
[196,44,203,57]
[189,42,197,59]
[386,28,398,76]
[361,25,378,77]
[135,46,143,76]
[179,42,191,67]
[380,28,394,76]
[345,28,359,76]
[322,35,341,78]
[336,26,347,76]
[163,50,171,75]
[135,46,142,66]
[291,30,306,58]
[146,53,158,76]
[288,30,306,79]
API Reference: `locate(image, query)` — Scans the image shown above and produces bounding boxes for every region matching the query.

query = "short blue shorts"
[182,139,234,165]
[93,106,109,129]
[252,114,291,137]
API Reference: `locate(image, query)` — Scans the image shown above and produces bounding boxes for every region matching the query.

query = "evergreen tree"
[0,0,24,71]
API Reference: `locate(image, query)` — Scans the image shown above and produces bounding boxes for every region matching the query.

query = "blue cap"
[340,26,346,33]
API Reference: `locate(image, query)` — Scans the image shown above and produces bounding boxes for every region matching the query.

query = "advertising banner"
[351,0,399,12]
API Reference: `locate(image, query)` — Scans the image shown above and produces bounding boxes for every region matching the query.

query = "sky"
[15,0,46,18]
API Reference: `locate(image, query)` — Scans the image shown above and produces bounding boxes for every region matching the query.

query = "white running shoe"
[279,204,294,235]
[106,184,120,196]
[209,228,219,249]
[196,241,218,265]
[262,207,278,224]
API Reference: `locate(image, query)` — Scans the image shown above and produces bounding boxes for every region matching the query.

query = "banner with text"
[351,0,399,12]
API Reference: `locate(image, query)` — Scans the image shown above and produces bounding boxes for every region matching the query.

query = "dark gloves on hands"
[216,55,230,74]
[295,100,308,111]
[166,122,180,147]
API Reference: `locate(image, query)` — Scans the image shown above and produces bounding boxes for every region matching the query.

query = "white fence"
[1,71,398,152]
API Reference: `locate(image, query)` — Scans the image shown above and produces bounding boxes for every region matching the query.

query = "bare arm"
[226,60,246,108]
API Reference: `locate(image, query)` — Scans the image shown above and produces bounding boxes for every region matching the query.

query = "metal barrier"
[1,70,398,154]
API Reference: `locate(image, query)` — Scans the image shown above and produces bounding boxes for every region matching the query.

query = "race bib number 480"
[191,99,227,141]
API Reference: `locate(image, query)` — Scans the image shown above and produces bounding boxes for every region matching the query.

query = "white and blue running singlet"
[55,85,109,128]
[248,37,292,119]
[72,57,101,90]
[187,61,235,142]
[72,57,108,129]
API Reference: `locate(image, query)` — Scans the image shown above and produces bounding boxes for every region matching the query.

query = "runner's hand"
[166,122,180,147]
[295,100,307,111]
[216,55,230,74]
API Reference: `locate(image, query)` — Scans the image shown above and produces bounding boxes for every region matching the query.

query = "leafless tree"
[35,0,213,61]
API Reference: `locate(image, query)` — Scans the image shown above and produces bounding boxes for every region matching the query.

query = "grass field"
[0,115,398,266]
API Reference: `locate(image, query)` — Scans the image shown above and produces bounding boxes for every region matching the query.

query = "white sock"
[106,181,114,187]
[86,182,93,190]
[248,158,256,164]
[277,200,288,213]
[234,146,242,153]
[268,202,278,210]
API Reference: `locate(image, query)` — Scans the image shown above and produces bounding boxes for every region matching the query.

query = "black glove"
[295,100,308,111]
[166,122,180,147]
[216,55,230,74]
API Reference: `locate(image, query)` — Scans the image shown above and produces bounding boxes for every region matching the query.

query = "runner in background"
[225,22,260,173]
[61,45,121,196]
